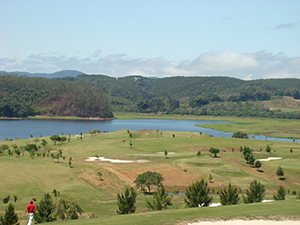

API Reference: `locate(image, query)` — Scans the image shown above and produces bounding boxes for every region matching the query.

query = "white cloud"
[0,50,299,80]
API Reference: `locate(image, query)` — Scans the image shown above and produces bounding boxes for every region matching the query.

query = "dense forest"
[0,75,113,118]
[1,73,300,119]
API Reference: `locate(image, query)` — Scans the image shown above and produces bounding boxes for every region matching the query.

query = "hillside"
[0,74,113,118]
[1,72,300,119]
[76,75,300,118]
[0,125,299,224]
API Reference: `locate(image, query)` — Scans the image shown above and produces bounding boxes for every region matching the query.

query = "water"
[0,119,295,142]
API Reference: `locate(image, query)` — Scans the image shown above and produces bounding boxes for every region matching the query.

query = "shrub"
[232,132,248,139]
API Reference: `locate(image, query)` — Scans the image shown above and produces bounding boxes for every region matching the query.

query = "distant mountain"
[0,70,85,78]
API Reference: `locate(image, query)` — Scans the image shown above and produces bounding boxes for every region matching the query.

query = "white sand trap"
[85,157,134,163]
[187,220,300,225]
[257,157,282,162]
[136,159,150,163]
[205,200,273,208]
[208,203,222,207]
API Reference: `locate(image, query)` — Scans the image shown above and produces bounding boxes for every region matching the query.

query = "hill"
[0,70,85,78]
[76,75,300,118]
[1,72,300,119]
[0,74,113,118]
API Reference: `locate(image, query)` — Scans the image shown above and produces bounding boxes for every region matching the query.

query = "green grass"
[1,118,300,224]
[48,198,300,225]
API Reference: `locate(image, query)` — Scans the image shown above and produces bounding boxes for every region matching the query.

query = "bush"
[51,193,83,220]
[232,132,248,139]
[172,189,179,194]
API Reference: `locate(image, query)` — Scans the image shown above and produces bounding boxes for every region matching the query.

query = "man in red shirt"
[25,200,36,225]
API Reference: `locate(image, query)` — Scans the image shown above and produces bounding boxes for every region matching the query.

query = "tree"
[2,195,10,204]
[243,180,265,203]
[50,135,61,145]
[232,132,248,139]
[68,157,72,168]
[41,139,48,146]
[53,149,63,163]
[266,145,271,153]
[0,144,9,155]
[219,183,240,205]
[164,150,168,159]
[184,178,213,207]
[24,144,38,152]
[196,151,201,157]
[134,171,164,193]
[116,187,137,214]
[276,166,284,179]
[255,160,262,171]
[34,193,56,223]
[208,174,214,183]
[51,193,83,220]
[97,172,102,180]
[146,184,173,210]
[273,186,286,201]
[0,203,18,225]
[209,147,220,157]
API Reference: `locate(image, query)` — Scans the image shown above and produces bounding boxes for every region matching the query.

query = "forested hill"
[0,75,113,118]
[1,73,300,119]
[76,75,300,119]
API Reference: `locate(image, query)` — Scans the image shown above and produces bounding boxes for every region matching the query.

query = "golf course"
[0,114,299,224]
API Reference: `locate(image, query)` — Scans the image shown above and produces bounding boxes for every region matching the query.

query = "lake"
[0,119,294,142]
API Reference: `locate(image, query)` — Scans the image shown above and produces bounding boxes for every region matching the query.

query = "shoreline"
[0,116,113,121]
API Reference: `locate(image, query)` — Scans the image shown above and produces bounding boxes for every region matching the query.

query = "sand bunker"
[157,152,176,154]
[85,157,134,163]
[187,220,299,225]
[257,157,282,162]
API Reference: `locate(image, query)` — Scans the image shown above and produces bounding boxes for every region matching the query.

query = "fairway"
[0,119,300,224]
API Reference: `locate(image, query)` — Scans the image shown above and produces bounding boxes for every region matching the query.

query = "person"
[25,200,36,225]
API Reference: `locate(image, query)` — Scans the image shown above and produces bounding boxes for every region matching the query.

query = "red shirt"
[26,204,36,213]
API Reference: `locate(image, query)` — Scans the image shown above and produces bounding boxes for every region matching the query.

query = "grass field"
[0,115,300,224]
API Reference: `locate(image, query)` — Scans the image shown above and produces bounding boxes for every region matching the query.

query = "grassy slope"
[0,119,299,224]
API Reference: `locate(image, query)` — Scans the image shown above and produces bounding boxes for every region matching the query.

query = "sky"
[1,0,299,80]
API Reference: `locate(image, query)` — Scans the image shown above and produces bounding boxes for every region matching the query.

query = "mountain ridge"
[0,70,85,78]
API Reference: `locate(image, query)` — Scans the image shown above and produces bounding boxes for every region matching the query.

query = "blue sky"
[1,0,299,80]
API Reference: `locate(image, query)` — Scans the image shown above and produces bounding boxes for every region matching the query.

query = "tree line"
[2,73,300,119]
